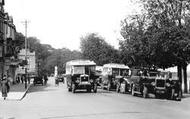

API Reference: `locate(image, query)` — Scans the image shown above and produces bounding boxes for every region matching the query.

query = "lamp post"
[24,20,28,89]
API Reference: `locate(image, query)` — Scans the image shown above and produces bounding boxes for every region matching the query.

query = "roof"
[66,59,96,66]
[103,63,129,69]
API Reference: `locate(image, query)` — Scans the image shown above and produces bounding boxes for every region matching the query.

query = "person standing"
[44,74,48,85]
[1,75,8,100]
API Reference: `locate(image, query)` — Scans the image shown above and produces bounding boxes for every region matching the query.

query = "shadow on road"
[28,83,59,93]
[182,93,190,99]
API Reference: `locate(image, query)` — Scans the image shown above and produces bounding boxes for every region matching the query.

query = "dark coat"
[1,79,8,97]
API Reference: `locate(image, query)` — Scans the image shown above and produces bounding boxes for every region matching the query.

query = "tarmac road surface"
[0,77,190,119]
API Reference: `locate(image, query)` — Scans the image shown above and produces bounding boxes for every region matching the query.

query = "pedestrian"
[44,74,48,85]
[1,75,9,100]
[7,75,12,92]
[16,75,20,83]
[55,76,59,86]
[27,74,30,84]
[21,74,24,84]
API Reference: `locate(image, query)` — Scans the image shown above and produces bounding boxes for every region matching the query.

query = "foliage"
[80,33,120,65]
[120,0,190,69]
[44,48,82,74]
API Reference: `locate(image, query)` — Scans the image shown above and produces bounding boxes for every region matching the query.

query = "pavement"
[0,82,31,101]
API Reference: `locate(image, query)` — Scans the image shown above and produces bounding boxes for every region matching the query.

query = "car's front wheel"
[143,86,148,98]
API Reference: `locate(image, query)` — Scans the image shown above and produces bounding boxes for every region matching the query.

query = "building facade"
[0,0,19,83]
[16,49,36,76]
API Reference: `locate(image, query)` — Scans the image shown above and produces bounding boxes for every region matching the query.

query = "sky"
[4,0,140,50]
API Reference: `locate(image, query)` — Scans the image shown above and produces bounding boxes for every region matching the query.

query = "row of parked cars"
[65,59,181,101]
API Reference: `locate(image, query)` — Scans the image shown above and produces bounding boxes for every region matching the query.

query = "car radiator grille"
[81,76,89,82]
[156,80,165,87]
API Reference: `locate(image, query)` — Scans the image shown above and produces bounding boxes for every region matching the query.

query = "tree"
[120,0,190,93]
[44,48,82,74]
[80,33,120,65]
[141,0,190,93]
[120,14,151,67]
[27,37,53,75]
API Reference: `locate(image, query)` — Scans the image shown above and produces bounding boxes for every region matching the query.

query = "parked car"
[129,69,157,98]
[65,59,99,93]
[33,76,43,86]
[128,69,181,101]
[100,63,130,91]
[57,75,64,82]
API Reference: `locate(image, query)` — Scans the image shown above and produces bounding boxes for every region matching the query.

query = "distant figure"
[44,75,48,85]
[55,76,59,86]
[1,75,9,100]
[16,75,20,83]
[28,74,30,84]
[21,75,24,84]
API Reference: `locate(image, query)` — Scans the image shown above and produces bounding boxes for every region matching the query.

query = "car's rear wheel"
[93,84,97,93]
[131,85,135,96]
[72,84,76,93]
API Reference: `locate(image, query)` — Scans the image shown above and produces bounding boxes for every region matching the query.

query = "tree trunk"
[183,64,188,93]
[177,65,183,96]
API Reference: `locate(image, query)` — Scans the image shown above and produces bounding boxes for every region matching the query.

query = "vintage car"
[65,59,98,93]
[57,74,64,83]
[130,69,181,101]
[158,71,181,101]
[33,76,43,86]
[129,68,158,98]
[100,63,130,91]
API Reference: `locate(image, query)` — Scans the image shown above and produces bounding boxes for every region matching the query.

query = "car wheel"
[87,86,91,93]
[143,86,148,98]
[72,84,76,93]
[176,90,182,101]
[107,83,111,91]
[68,87,71,92]
[93,84,97,93]
[131,85,135,96]
[116,84,120,93]
[155,93,160,99]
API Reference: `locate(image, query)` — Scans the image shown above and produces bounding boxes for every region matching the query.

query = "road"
[0,77,190,119]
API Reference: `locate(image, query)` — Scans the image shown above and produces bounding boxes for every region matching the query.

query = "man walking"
[1,75,9,100]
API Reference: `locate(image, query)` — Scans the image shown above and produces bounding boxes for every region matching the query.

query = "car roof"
[66,59,96,66]
[103,63,129,69]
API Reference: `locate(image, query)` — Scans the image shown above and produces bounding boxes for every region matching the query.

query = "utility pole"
[22,20,29,89]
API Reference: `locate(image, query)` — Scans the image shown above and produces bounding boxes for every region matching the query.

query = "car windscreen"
[112,68,119,76]
[73,66,95,75]
[149,72,158,77]
[73,66,85,74]
[120,69,129,76]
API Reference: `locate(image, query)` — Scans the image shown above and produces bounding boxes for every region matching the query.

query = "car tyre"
[93,84,97,93]
[143,86,148,98]
[72,84,76,93]
[68,87,71,92]
[116,84,120,93]
[107,83,111,91]
[131,85,135,96]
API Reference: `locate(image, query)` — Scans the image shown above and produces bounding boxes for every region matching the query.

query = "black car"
[33,76,43,86]
[57,75,64,82]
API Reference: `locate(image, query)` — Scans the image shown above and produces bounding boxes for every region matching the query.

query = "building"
[0,1,18,82]
[16,49,36,76]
